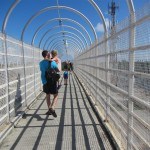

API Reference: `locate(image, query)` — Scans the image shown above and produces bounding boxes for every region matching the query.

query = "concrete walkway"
[0,73,115,150]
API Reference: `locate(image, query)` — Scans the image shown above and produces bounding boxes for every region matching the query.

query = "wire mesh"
[74,3,150,149]
[0,34,42,128]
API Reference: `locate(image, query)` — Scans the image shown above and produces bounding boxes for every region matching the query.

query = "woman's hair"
[51,50,57,57]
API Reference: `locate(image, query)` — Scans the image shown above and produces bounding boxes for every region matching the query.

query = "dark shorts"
[64,74,68,79]
[64,76,68,79]
[43,80,58,95]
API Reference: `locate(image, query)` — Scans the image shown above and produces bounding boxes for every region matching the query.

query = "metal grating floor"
[0,73,115,150]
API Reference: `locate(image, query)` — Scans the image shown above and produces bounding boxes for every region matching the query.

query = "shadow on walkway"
[0,73,116,150]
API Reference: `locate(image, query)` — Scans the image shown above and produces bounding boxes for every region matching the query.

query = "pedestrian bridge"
[0,73,116,150]
[0,0,150,150]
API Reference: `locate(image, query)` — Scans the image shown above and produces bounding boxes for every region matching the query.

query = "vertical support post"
[33,47,36,96]
[95,40,98,105]
[85,51,88,90]
[3,33,10,123]
[127,12,135,150]
[2,0,21,123]
[22,42,27,107]
[39,49,42,91]
[87,49,90,94]
[89,47,92,96]
[104,34,110,122]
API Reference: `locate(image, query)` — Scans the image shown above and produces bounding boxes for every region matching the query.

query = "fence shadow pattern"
[0,73,115,150]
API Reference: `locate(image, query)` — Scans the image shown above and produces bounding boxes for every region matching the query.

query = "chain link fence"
[74,3,150,150]
[0,33,42,130]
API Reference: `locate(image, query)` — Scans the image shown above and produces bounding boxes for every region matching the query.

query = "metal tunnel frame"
[1,0,135,118]
[50,42,81,58]
[20,6,98,43]
[3,0,135,60]
[31,18,92,46]
[47,34,84,50]
[49,40,81,53]
[48,39,82,53]
[51,43,81,58]
[1,0,142,148]
[43,30,88,50]
[2,0,135,44]
[39,25,87,49]
[53,43,80,54]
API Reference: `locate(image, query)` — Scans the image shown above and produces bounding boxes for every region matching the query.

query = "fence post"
[3,33,10,123]
[21,42,27,107]
[84,51,88,91]
[87,49,90,95]
[95,40,99,105]
[127,12,135,150]
[2,0,21,124]
[33,47,36,96]
[104,34,110,122]
[39,49,42,91]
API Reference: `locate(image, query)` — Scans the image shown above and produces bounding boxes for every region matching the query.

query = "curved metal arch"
[51,45,63,51]
[3,0,134,40]
[51,43,81,57]
[43,30,87,50]
[126,0,135,13]
[54,43,80,52]
[54,47,80,59]
[53,43,80,54]
[2,0,21,33]
[48,39,82,52]
[35,24,88,48]
[47,34,85,50]
[48,38,83,52]
[43,32,86,49]
[43,30,85,50]
[21,6,97,42]
[48,39,82,53]
[40,25,87,49]
[31,17,92,45]
[49,40,81,53]
[88,0,107,34]
[49,37,81,52]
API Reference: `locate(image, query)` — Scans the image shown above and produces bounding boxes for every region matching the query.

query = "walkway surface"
[0,73,115,150]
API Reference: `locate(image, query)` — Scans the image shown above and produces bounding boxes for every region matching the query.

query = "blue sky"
[0,0,149,60]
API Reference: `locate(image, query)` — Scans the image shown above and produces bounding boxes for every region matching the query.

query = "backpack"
[45,61,60,82]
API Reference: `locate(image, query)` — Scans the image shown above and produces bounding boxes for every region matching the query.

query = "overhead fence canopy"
[0,0,150,149]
